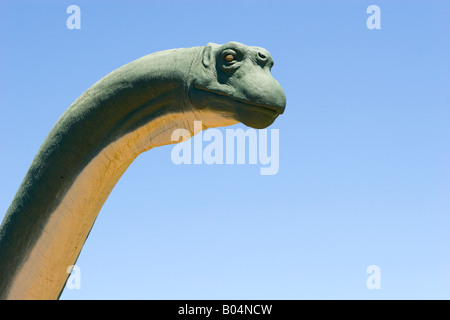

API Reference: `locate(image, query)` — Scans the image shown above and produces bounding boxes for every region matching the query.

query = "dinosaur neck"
[0,47,235,299]
[3,112,199,300]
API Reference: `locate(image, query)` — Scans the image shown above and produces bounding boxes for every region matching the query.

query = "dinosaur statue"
[0,41,286,299]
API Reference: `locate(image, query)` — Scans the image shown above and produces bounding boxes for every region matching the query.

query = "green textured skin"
[0,42,286,299]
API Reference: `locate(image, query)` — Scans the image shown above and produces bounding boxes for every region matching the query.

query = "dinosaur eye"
[224,54,235,62]
[220,49,240,73]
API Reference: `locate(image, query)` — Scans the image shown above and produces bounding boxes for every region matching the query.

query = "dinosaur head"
[188,41,286,129]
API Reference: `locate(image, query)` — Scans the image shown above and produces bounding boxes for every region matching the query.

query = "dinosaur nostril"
[257,52,267,60]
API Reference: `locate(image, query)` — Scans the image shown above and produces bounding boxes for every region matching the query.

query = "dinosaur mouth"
[191,83,284,116]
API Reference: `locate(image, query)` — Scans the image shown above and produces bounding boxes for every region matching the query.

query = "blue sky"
[0,0,449,299]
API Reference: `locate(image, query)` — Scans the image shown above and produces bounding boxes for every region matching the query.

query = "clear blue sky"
[0,0,449,299]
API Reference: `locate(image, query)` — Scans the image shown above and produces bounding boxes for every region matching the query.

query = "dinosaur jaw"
[189,84,282,129]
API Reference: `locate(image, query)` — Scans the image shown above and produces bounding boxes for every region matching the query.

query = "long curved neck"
[0,47,229,299]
